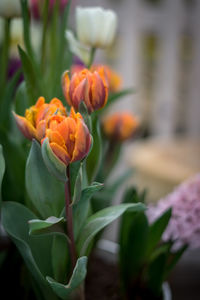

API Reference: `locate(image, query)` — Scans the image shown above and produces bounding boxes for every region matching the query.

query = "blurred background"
[74,0,200,299]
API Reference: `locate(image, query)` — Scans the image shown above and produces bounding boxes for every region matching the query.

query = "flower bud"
[13,97,67,141]
[62,68,108,114]
[76,6,117,49]
[0,0,21,18]
[42,108,91,166]
[91,64,122,93]
[103,112,139,142]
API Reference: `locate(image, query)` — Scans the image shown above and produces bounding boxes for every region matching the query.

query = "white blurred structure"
[77,0,200,137]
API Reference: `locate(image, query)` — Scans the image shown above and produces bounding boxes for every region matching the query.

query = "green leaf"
[52,234,69,283]
[0,145,5,205]
[148,253,167,296]
[42,137,67,182]
[18,46,42,104]
[86,116,102,183]
[14,81,29,115]
[26,140,65,218]
[1,201,56,300]
[73,182,103,239]
[146,208,171,257]
[29,216,65,235]
[119,212,149,284]
[77,203,146,255]
[101,88,135,112]
[79,102,92,131]
[47,256,87,299]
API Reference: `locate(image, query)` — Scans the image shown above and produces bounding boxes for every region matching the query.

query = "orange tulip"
[91,64,122,93]
[13,97,67,141]
[103,112,139,141]
[62,68,108,113]
[43,107,91,166]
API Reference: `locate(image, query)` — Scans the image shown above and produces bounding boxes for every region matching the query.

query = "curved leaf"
[47,256,87,299]
[77,203,146,255]
[1,201,56,300]
[29,216,65,235]
[26,140,65,218]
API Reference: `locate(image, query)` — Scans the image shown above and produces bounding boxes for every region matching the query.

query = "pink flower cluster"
[147,174,200,250]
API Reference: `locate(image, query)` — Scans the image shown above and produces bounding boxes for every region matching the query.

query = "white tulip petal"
[0,0,21,18]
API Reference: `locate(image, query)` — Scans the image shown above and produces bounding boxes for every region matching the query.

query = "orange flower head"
[13,97,67,141]
[43,107,92,166]
[62,68,108,114]
[91,64,122,93]
[103,112,139,142]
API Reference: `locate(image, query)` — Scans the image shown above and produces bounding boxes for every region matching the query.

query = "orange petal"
[35,97,45,108]
[71,77,87,111]
[71,118,91,162]
[91,72,108,110]
[50,142,71,166]
[62,71,72,106]
[13,112,37,140]
[36,120,47,141]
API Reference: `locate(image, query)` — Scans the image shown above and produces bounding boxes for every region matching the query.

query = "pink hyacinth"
[30,0,68,20]
[147,174,200,250]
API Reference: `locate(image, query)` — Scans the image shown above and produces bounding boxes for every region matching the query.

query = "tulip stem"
[88,47,96,68]
[65,166,77,271]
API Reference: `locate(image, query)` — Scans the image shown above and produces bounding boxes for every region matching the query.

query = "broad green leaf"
[73,182,103,239]
[52,234,69,283]
[1,201,57,300]
[42,138,67,182]
[18,46,42,104]
[47,256,87,299]
[0,145,5,205]
[77,203,146,255]
[146,208,171,257]
[101,88,135,112]
[29,216,65,235]
[86,116,102,183]
[119,212,149,283]
[148,253,167,296]
[26,140,65,218]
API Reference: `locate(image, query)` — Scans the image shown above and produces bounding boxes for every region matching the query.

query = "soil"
[85,254,121,300]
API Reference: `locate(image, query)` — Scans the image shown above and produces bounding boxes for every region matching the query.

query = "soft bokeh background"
[74,0,200,299]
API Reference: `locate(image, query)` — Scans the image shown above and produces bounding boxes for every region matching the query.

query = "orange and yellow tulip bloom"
[13,97,67,141]
[43,107,91,166]
[91,64,122,93]
[103,112,139,142]
[62,68,108,114]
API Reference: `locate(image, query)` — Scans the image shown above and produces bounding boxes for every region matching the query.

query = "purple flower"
[147,174,200,250]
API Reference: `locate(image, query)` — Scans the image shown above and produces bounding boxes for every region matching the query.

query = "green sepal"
[41,137,67,182]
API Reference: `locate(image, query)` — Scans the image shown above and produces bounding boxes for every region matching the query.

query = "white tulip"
[0,0,21,18]
[76,6,117,49]
[66,30,90,65]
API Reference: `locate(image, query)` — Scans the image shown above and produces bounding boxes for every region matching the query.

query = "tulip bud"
[91,64,122,93]
[62,68,108,114]
[42,108,92,167]
[13,97,67,141]
[76,6,117,49]
[0,0,21,19]
[103,112,139,142]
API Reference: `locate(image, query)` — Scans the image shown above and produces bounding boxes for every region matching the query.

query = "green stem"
[87,47,96,68]
[65,166,77,270]
[41,0,49,72]
[0,18,11,99]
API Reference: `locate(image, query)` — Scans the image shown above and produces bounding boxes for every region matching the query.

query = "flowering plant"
[0,1,144,299]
